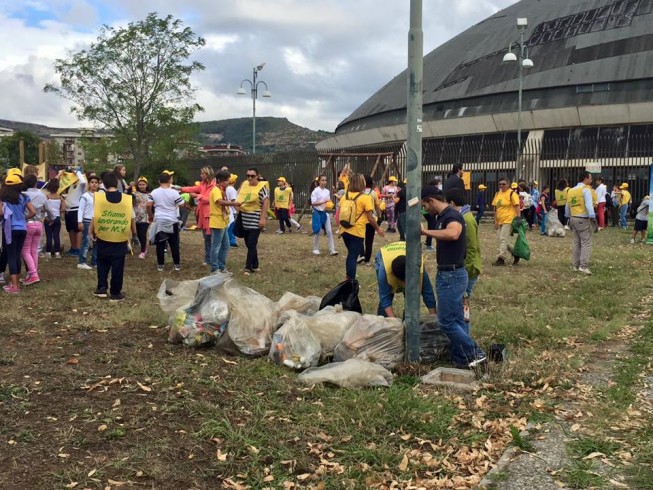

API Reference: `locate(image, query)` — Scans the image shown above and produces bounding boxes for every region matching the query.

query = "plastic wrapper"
[334,315,404,369]
[298,359,393,388]
[276,292,322,316]
[419,315,451,364]
[269,315,321,369]
[545,211,566,237]
[304,306,361,355]
[157,278,200,316]
[220,279,279,356]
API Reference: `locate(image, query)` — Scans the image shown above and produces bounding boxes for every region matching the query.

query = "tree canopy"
[45,12,205,179]
[0,130,41,168]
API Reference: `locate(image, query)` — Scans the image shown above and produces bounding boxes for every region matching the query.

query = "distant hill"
[198,117,332,153]
[0,117,332,153]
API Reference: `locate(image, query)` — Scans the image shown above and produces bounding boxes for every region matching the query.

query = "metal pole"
[405,0,423,362]
[516,28,524,181]
[252,67,257,155]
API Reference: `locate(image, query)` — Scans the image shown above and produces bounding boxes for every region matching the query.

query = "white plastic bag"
[298,359,393,388]
[276,292,322,316]
[269,315,321,369]
[304,306,361,355]
[220,279,279,356]
[546,210,566,237]
[334,315,404,369]
[157,278,200,316]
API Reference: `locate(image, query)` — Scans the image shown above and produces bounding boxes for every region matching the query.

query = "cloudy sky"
[0,0,515,132]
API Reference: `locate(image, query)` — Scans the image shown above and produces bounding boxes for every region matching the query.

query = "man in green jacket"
[445,188,482,330]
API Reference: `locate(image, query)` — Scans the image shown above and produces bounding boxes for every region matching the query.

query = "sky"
[0,0,516,133]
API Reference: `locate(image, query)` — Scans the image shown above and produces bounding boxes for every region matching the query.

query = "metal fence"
[186,135,653,210]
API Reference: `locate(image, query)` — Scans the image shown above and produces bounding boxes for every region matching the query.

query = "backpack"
[338,191,362,229]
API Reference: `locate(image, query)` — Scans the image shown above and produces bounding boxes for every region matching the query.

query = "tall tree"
[0,130,41,167]
[44,12,205,180]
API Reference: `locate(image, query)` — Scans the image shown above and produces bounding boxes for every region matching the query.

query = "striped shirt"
[242,186,269,230]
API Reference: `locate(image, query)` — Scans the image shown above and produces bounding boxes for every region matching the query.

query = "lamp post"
[502,18,533,181]
[237,63,272,155]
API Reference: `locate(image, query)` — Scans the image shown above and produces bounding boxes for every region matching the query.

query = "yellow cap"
[229,174,238,184]
[388,176,398,182]
[137,176,148,183]
[511,182,518,189]
[620,183,629,189]
[478,184,487,190]
[533,180,538,186]
[162,170,175,175]
[277,177,286,183]
[7,168,22,179]
[5,173,23,185]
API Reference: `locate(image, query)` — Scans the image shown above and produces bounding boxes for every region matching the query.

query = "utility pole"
[405,0,423,362]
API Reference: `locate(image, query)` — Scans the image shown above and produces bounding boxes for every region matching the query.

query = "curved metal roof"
[337,0,653,134]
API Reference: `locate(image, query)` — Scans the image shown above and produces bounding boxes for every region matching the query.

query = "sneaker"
[173,265,181,271]
[157,265,164,272]
[296,224,302,233]
[364,261,371,266]
[54,252,62,259]
[630,238,635,244]
[468,356,487,369]
[513,255,520,265]
[330,251,339,256]
[578,267,592,275]
[3,285,20,294]
[66,249,80,257]
[109,293,126,302]
[276,230,285,234]
[313,249,321,255]
[77,263,93,270]
[230,243,239,248]
[23,276,40,286]
[252,268,261,273]
[93,288,108,298]
[138,252,146,259]
[357,256,365,264]
[573,266,579,272]
[564,225,570,230]
[0,273,4,284]
[243,269,251,276]
[492,257,506,266]
[425,245,435,252]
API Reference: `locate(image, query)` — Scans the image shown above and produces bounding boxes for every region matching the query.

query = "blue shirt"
[3,195,30,231]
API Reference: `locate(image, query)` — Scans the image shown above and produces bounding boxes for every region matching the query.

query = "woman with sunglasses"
[236,168,269,275]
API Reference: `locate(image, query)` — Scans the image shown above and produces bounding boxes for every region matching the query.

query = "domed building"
[318,0,653,198]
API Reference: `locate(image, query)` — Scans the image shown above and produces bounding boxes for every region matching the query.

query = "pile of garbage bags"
[158,274,451,387]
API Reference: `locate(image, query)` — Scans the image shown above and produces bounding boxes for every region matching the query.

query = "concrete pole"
[516,28,524,182]
[252,67,257,155]
[405,0,424,362]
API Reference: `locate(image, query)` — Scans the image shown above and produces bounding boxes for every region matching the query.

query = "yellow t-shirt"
[339,191,373,238]
[209,186,229,229]
[274,186,292,209]
[492,189,520,225]
[619,190,631,206]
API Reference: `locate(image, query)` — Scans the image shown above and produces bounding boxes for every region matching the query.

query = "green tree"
[0,130,41,168]
[44,139,64,165]
[44,12,205,180]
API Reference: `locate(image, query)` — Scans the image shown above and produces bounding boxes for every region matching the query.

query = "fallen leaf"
[135,471,143,477]
[107,479,127,486]
[97,424,108,432]
[608,479,630,488]
[398,453,409,472]
[296,474,311,481]
[247,445,259,454]
[64,483,78,489]
[582,452,605,460]
[216,449,228,461]
[88,469,97,477]
[136,382,152,393]
[400,434,412,441]
[65,358,79,365]
[112,399,121,408]
[570,423,581,432]
[222,357,238,365]
[263,475,274,482]
[58,453,70,458]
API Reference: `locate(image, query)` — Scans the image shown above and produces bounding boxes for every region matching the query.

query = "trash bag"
[419,315,451,363]
[511,218,531,261]
[304,306,361,355]
[269,315,321,370]
[298,358,393,388]
[334,315,404,369]
[157,278,200,316]
[545,211,566,237]
[277,292,322,316]
[319,279,363,313]
[219,279,279,356]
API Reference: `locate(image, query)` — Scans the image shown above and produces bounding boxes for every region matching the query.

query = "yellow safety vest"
[567,185,595,217]
[380,242,424,294]
[237,181,266,213]
[274,186,292,209]
[93,192,132,242]
[555,187,569,206]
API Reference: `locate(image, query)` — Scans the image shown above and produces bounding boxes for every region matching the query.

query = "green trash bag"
[511,218,531,261]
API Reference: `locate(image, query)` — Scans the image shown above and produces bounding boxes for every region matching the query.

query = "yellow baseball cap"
[277,177,286,183]
[620,183,629,189]
[5,173,23,185]
[162,170,175,175]
[533,180,538,186]
[478,184,487,190]
[229,174,238,184]
[137,176,148,183]
[7,168,22,179]
[511,182,518,189]
[388,176,398,182]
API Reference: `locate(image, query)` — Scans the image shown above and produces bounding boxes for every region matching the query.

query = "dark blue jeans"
[436,268,485,367]
[342,232,363,280]
[79,221,97,266]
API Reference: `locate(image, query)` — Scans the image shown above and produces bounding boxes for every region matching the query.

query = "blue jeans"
[210,227,230,273]
[540,212,548,234]
[228,221,237,246]
[436,268,485,367]
[620,205,628,228]
[464,275,479,335]
[79,221,97,266]
[342,233,364,280]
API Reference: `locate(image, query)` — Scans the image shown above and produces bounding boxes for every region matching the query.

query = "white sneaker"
[276,230,284,234]
[77,263,92,270]
[330,251,339,256]
[630,238,635,244]
[573,266,579,272]
[564,225,570,230]
[578,267,592,275]
[312,249,321,255]
[54,252,62,259]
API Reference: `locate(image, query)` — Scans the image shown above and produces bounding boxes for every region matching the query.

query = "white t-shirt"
[149,187,183,222]
[311,187,331,212]
[595,183,607,203]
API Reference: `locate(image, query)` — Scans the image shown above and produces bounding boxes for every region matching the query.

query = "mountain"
[198,117,332,152]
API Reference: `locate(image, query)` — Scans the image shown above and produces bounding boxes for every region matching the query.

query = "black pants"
[5,230,26,275]
[277,208,291,232]
[425,213,437,246]
[243,228,261,270]
[97,254,125,295]
[44,217,61,252]
[397,212,406,241]
[359,223,376,263]
[557,206,568,226]
[136,222,149,254]
[156,224,180,266]
[522,208,535,229]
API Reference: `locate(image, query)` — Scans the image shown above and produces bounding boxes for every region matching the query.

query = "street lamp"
[237,63,272,155]
[503,18,533,181]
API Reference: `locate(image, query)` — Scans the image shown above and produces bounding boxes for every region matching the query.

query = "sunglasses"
[246,174,257,178]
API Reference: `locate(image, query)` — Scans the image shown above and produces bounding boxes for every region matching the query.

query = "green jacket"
[463,210,482,279]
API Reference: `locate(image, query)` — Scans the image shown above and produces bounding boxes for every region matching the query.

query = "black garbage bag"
[319,279,363,313]
[419,316,451,363]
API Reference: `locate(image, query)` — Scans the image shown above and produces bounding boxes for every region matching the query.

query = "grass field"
[0,219,651,489]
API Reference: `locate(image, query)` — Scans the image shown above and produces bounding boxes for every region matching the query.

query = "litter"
[269,315,321,370]
[157,278,200,316]
[298,359,393,388]
[334,315,404,369]
[276,292,322,315]
[419,316,451,364]
[545,211,566,237]
[303,306,361,355]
